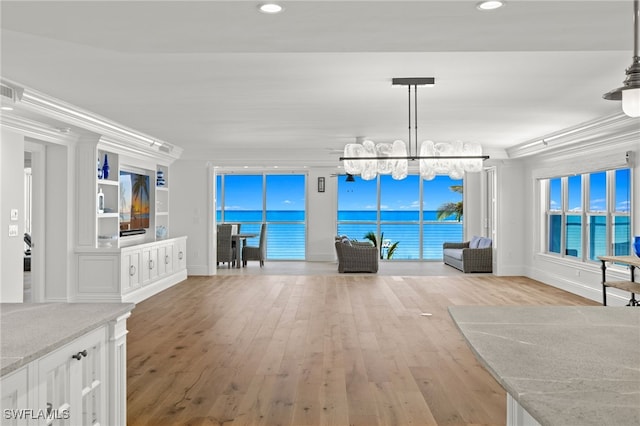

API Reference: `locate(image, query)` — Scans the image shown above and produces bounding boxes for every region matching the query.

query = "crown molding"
[507,113,639,159]
[1,77,183,162]
[0,114,79,145]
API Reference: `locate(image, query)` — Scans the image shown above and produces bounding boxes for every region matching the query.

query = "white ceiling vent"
[0,82,24,110]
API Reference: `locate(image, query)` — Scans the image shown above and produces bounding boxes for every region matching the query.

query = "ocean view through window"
[216,174,306,260]
[338,174,464,260]
[544,167,632,261]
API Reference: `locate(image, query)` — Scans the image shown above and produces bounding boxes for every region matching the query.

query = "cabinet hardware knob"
[149,260,154,269]
[130,265,136,276]
[165,255,170,264]
[80,350,88,357]
[72,353,82,360]
[179,251,184,259]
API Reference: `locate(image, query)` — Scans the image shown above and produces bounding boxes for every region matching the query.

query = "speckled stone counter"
[1,303,134,376]
[449,306,640,426]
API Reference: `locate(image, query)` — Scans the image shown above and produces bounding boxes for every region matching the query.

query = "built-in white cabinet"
[75,138,186,304]
[76,236,187,303]
[0,306,131,426]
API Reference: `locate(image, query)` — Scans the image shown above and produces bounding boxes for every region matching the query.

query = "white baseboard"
[528,267,630,306]
[123,270,188,303]
[186,265,210,276]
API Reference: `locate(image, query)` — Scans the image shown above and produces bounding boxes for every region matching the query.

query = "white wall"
[463,171,483,240]
[306,168,338,261]
[1,129,25,302]
[45,143,74,301]
[170,159,212,275]
[494,160,527,276]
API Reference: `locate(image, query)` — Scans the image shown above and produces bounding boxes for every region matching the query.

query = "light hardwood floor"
[127,273,597,425]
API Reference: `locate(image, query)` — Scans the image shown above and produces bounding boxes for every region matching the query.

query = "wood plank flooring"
[127,274,597,425]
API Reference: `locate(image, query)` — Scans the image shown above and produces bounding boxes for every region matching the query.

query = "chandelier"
[340,78,489,181]
[603,0,640,117]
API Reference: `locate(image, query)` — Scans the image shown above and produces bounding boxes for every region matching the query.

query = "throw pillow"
[478,238,492,249]
[469,236,482,248]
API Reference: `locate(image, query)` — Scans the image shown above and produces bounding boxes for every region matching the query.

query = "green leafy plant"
[363,231,399,259]
[436,184,464,222]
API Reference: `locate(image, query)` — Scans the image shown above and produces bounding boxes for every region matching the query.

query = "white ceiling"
[0,1,635,167]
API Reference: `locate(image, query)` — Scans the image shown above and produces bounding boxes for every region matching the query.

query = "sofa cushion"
[341,236,352,246]
[478,237,492,249]
[443,248,464,261]
[469,236,482,248]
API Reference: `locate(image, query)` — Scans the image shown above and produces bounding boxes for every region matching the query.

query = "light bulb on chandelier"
[341,78,488,181]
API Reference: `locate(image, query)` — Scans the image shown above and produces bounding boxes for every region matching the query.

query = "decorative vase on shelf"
[633,236,640,257]
[97,158,103,179]
[97,188,105,214]
[102,154,110,179]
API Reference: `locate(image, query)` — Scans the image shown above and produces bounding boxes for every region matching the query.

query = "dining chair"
[216,224,234,268]
[242,223,266,267]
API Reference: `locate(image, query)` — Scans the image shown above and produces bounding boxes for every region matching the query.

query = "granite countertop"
[1,303,135,376]
[448,306,640,426]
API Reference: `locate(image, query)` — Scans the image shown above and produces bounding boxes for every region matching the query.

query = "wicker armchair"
[242,223,266,267]
[216,224,234,268]
[443,236,492,273]
[335,237,378,273]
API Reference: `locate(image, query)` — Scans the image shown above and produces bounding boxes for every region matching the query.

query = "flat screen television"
[119,170,150,236]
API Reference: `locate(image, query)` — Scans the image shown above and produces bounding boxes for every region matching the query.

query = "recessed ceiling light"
[0,106,14,111]
[476,1,505,11]
[259,3,283,14]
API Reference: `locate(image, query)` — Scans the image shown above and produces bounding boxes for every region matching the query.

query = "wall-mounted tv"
[119,170,150,236]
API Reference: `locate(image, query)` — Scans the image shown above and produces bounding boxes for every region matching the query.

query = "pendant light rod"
[407,85,412,156]
[634,0,639,58]
[414,84,418,157]
[340,77,489,173]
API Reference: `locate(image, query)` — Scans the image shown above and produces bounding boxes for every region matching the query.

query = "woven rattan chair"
[242,223,266,267]
[334,237,378,273]
[216,224,234,268]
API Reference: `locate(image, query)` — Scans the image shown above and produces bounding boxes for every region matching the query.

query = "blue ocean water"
[219,210,463,260]
[552,215,630,259]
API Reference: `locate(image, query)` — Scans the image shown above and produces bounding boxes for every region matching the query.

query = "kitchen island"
[1,303,134,425]
[449,306,640,426]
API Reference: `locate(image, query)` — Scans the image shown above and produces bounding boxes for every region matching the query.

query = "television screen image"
[119,171,150,233]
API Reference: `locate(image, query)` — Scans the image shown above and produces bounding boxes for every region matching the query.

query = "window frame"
[543,167,632,263]
[337,174,464,260]
[216,172,307,260]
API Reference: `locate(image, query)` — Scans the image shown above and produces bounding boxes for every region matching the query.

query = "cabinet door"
[159,244,173,276]
[1,368,29,426]
[142,247,158,285]
[37,327,107,426]
[120,250,141,294]
[174,238,187,271]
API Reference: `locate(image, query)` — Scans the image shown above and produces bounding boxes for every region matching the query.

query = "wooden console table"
[597,255,640,306]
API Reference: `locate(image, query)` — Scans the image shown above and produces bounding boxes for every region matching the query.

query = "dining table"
[231,233,258,268]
